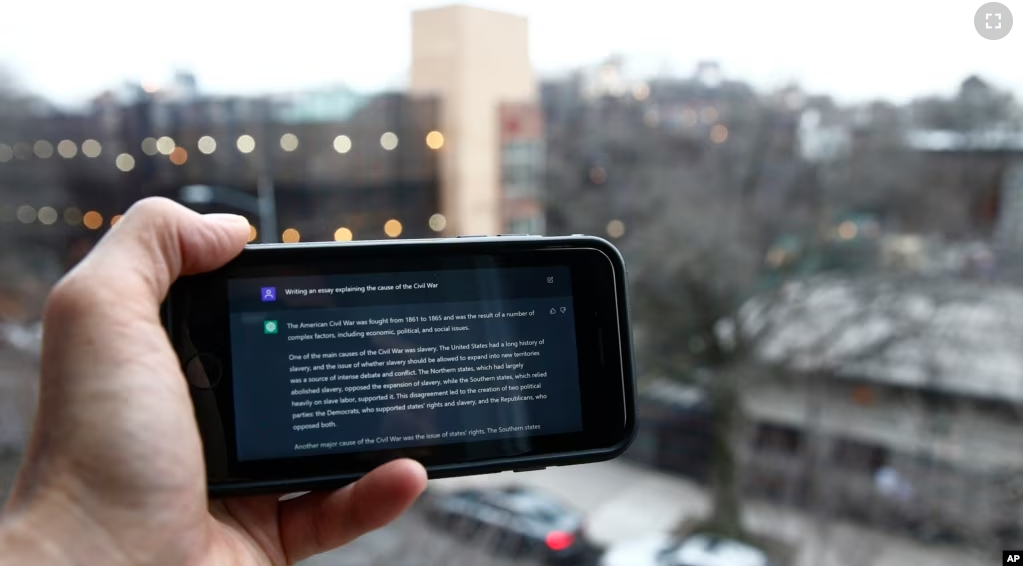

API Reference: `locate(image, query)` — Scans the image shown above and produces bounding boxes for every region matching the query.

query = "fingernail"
[204,213,249,227]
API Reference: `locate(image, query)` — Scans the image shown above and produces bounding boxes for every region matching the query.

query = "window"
[502,140,545,198]
[833,437,888,473]
[753,423,803,455]
[507,215,545,235]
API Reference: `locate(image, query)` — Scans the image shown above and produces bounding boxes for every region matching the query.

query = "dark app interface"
[228,267,582,462]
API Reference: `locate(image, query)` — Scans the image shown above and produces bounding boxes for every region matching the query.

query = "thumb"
[63,197,250,310]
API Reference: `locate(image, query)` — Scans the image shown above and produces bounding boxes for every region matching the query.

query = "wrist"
[0,511,68,566]
[1,493,126,566]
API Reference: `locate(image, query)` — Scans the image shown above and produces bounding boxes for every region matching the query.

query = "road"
[300,502,547,566]
[303,460,993,566]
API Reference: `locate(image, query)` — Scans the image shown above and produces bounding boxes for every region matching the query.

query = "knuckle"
[126,196,181,218]
[122,197,187,232]
[44,274,94,322]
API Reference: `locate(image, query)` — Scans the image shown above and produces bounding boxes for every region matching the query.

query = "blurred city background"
[1,2,1021,566]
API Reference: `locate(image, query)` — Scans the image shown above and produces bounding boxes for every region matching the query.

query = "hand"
[0,198,427,566]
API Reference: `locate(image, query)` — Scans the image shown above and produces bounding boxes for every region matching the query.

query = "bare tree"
[542,71,1022,553]
[544,83,815,540]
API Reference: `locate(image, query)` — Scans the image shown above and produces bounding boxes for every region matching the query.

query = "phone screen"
[226,266,583,462]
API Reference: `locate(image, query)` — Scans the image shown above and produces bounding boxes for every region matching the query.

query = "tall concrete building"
[410,5,538,236]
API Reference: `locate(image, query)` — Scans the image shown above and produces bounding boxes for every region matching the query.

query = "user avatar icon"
[261,287,276,302]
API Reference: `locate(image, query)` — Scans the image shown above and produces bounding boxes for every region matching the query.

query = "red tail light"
[545,530,575,551]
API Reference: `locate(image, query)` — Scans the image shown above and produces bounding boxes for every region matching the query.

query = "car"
[600,533,770,566]
[425,485,591,563]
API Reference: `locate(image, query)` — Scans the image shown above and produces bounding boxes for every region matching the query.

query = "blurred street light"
[280,133,299,152]
[81,139,102,158]
[710,124,729,144]
[198,135,217,154]
[115,153,136,172]
[425,131,444,150]
[33,140,54,158]
[83,211,103,229]
[237,135,256,154]
[63,207,82,226]
[169,147,188,165]
[156,136,175,155]
[384,219,403,237]
[428,213,447,232]
[16,205,36,224]
[57,140,78,158]
[333,135,352,153]
[141,137,158,156]
[37,207,58,225]
[606,219,626,238]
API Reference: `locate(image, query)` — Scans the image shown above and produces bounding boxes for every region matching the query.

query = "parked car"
[425,485,591,563]
[600,533,770,566]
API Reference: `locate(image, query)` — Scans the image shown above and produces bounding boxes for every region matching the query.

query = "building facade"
[0,89,445,253]
[410,5,539,237]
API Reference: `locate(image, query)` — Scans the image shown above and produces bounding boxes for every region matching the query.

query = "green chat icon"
[263,320,279,334]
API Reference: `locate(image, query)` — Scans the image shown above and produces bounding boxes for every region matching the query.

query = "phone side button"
[512,466,547,473]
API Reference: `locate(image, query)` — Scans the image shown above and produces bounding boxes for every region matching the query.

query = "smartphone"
[163,235,637,497]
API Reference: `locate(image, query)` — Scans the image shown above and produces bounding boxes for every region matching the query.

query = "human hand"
[0,198,427,566]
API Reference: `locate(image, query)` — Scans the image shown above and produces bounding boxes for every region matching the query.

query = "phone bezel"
[163,236,637,497]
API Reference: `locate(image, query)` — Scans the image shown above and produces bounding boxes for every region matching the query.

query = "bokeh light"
[115,153,136,172]
[281,228,300,243]
[16,205,36,224]
[280,133,299,152]
[333,135,352,154]
[710,125,729,144]
[110,214,123,227]
[334,227,353,241]
[384,219,403,237]
[607,219,626,238]
[83,211,103,230]
[428,213,447,232]
[425,131,445,150]
[198,136,217,155]
[838,221,858,240]
[33,140,54,159]
[37,206,58,225]
[63,207,83,226]
[248,225,258,243]
[156,136,175,155]
[81,139,102,158]
[380,132,398,151]
[237,135,256,154]
[141,137,158,156]
[57,140,78,158]
[169,147,188,165]
[632,83,650,101]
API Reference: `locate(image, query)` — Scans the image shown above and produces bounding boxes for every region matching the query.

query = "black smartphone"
[163,235,637,497]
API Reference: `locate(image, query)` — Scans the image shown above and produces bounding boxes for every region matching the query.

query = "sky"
[1,0,1021,105]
